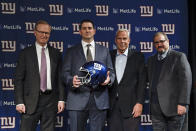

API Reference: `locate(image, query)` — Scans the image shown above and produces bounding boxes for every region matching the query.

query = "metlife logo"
[157,8,180,14]
[112,8,136,14]
[20,6,45,12]
[96,26,114,31]
[67,7,91,13]
[113,44,136,50]
[0,24,22,30]
[1,63,16,69]
[52,25,69,31]
[0,100,15,107]
[170,44,180,50]
[135,26,158,32]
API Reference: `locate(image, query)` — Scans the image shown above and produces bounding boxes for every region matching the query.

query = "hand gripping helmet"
[78,61,107,86]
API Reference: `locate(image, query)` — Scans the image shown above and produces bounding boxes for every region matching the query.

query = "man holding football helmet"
[62,19,115,131]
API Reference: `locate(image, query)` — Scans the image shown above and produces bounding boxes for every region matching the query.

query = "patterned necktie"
[158,54,163,61]
[86,44,93,62]
[40,47,47,92]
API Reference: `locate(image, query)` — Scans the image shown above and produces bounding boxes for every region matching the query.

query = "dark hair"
[34,20,51,31]
[79,19,95,29]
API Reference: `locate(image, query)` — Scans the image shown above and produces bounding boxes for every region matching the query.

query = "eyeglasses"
[154,40,167,44]
[36,30,50,35]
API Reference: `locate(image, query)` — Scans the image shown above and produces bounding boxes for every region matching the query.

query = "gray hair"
[115,29,130,38]
[34,20,51,31]
[153,32,168,42]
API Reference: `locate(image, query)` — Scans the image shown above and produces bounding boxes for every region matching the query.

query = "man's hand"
[73,75,81,88]
[177,105,186,115]
[16,104,26,114]
[57,101,65,114]
[101,71,110,86]
[132,103,143,118]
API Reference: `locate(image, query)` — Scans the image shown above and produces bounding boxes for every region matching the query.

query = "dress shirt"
[36,42,52,90]
[157,48,169,61]
[81,40,95,61]
[115,48,128,83]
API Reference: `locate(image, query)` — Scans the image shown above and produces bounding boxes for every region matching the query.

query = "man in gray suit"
[14,20,65,131]
[62,19,115,131]
[147,32,192,131]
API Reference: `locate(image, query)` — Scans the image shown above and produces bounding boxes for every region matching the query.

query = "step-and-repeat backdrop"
[0,0,188,130]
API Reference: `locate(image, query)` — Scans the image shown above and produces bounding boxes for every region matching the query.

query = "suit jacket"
[147,49,192,116]
[14,44,65,114]
[62,43,115,110]
[109,49,146,117]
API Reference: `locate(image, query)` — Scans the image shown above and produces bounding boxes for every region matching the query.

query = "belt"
[40,90,52,95]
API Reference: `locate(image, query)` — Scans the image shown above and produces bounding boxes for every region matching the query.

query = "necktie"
[86,44,93,62]
[158,55,163,61]
[40,47,47,92]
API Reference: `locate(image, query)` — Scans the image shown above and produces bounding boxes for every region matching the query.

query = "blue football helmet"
[78,61,107,86]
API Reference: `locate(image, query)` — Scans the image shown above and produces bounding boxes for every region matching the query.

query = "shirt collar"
[81,40,95,48]
[35,42,47,49]
[117,48,128,56]
[158,48,169,59]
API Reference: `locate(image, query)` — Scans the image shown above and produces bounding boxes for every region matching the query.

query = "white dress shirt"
[115,48,128,83]
[81,40,95,61]
[35,42,52,90]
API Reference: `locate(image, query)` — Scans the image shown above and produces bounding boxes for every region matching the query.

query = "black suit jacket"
[147,49,192,116]
[109,49,146,117]
[14,44,65,114]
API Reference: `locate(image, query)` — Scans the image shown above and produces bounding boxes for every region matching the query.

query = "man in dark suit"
[62,19,115,131]
[147,32,192,131]
[107,29,146,131]
[14,20,65,131]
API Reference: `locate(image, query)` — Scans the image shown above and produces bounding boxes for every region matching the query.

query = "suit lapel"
[94,44,99,61]
[31,45,40,76]
[119,49,132,84]
[149,54,157,86]
[48,46,54,85]
[110,50,118,86]
[77,43,86,62]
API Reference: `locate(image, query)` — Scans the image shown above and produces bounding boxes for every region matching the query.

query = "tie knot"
[158,55,163,61]
[87,44,91,48]
[42,47,45,51]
